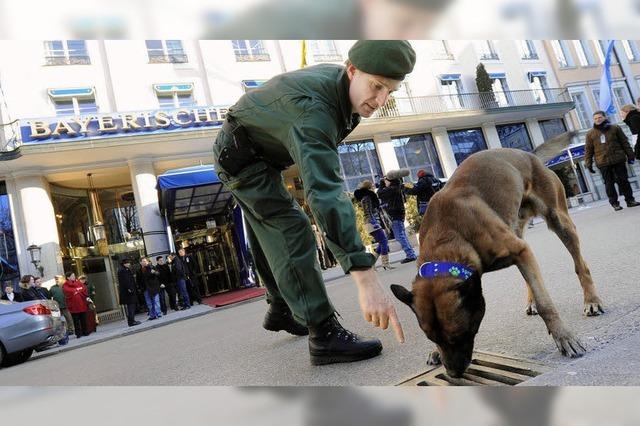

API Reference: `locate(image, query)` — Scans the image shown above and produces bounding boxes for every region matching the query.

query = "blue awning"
[489,72,506,79]
[157,165,234,221]
[439,74,461,81]
[545,144,586,167]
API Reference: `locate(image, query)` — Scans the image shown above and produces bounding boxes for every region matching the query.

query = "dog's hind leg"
[544,209,604,316]
[510,238,586,357]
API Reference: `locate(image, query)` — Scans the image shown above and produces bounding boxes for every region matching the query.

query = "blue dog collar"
[418,262,475,280]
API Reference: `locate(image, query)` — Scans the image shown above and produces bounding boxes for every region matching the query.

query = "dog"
[391,136,604,378]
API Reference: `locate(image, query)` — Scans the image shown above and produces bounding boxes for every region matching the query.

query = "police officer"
[213,41,414,365]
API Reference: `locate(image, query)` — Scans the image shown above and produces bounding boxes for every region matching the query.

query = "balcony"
[313,53,343,62]
[372,88,573,119]
[521,52,540,60]
[480,52,500,60]
[234,52,271,62]
[148,53,189,64]
[44,55,91,66]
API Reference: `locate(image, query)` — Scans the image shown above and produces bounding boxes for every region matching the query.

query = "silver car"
[0,299,67,367]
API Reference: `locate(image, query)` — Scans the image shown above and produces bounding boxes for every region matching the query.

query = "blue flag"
[598,40,616,115]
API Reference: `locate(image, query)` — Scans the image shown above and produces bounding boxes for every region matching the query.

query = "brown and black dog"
[391,143,604,378]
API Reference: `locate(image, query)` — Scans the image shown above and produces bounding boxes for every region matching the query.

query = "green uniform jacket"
[49,284,66,309]
[585,124,635,169]
[227,64,374,271]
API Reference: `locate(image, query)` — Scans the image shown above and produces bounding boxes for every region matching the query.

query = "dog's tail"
[532,131,578,163]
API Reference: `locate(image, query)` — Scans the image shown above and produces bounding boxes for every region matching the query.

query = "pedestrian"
[354,180,394,270]
[1,283,23,302]
[178,248,202,305]
[585,110,639,211]
[19,275,41,301]
[378,176,417,264]
[62,272,89,338]
[33,276,51,299]
[137,258,162,320]
[49,275,74,336]
[117,259,140,327]
[156,255,177,313]
[621,104,640,160]
[212,40,413,365]
[78,275,97,333]
[403,169,438,216]
[168,253,191,310]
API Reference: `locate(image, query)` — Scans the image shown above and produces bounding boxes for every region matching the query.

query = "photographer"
[377,169,417,264]
[403,169,438,216]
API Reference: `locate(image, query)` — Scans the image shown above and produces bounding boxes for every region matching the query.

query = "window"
[145,40,188,63]
[232,40,270,61]
[595,40,617,64]
[48,87,98,117]
[539,118,567,141]
[517,40,538,60]
[475,40,499,60]
[439,75,463,110]
[593,84,632,123]
[528,71,550,104]
[447,128,488,165]
[490,73,513,107]
[430,40,454,60]
[337,140,383,192]
[570,91,593,129]
[44,40,90,65]
[153,83,196,109]
[573,40,597,66]
[496,123,533,151]
[309,40,342,62]
[622,40,640,62]
[241,80,267,93]
[392,134,443,180]
[550,40,574,68]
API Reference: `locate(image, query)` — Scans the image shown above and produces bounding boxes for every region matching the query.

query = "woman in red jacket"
[63,271,89,338]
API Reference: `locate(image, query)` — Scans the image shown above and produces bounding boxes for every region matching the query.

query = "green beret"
[348,40,416,80]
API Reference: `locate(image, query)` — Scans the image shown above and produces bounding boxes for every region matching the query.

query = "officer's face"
[593,113,606,125]
[347,64,402,118]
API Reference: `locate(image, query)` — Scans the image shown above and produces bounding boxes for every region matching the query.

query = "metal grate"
[398,351,551,386]
[98,309,124,324]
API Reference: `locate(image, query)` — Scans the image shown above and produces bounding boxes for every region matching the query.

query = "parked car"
[0,299,67,367]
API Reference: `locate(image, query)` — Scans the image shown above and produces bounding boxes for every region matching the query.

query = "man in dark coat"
[137,258,162,320]
[585,110,639,211]
[156,255,177,313]
[117,259,140,327]
[403,169,439,216]
[378,177,417,263]
[621,104,640,160]
[178,248,201,305]
[168,253,191,309]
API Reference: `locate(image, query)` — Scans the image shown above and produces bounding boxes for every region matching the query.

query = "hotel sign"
[19,107,229,144]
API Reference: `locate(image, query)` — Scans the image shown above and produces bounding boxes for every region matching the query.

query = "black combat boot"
[308,314,382,365]
[262,304,308,336]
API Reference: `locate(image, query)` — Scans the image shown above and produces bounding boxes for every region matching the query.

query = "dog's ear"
[390,284,413,307]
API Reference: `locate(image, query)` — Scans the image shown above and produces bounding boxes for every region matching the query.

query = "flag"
[598,40,616,114]
[301,40,307,68]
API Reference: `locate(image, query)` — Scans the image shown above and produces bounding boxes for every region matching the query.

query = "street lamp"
[26,244,44,277]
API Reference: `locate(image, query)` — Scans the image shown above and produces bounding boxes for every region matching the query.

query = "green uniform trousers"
[213,138,334,327]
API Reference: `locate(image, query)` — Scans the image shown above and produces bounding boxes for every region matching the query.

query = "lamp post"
[26,244,44,277]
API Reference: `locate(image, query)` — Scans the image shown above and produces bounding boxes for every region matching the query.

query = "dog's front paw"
[583,300,605,316]
[426,350,442,366]
[526,302,538,316]
[551,330,586,358]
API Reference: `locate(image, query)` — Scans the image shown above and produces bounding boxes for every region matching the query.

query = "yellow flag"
[301,40,307,68]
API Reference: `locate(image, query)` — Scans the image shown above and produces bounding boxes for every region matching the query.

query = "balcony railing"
[149,53,189,64]
[480,52,500,60]
[372,88,572,119]
[521,52,539,60]
[234,52,271,62]
[44,55,91,65]
[313,53,343,62]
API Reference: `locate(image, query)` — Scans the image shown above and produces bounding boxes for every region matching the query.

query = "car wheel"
[4,348,34,367]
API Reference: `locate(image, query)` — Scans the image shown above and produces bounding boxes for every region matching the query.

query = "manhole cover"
[398,351,551,386]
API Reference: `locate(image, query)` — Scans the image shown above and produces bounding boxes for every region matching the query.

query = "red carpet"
[203,287,266,308]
